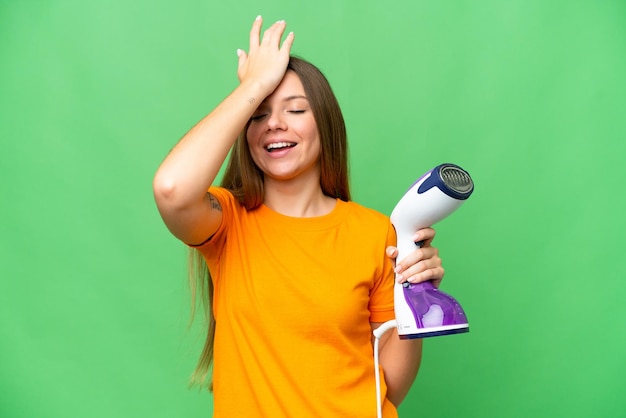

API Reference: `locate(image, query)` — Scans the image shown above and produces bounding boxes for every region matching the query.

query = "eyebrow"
[257,95,308,109]
[282,95,308,102]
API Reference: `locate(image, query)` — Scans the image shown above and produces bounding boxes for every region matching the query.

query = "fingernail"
[276,19,285,24]
[394,265,402,273]
[255,15,262,21]
[236,49,243,56]
[396,274,404,282]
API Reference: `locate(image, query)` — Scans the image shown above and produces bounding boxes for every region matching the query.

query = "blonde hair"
[189,56,350,390]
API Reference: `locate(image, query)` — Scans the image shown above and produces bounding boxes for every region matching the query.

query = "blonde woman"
[154,17,445,418]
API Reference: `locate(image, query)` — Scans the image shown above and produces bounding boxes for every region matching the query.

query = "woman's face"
[246,71,321,184]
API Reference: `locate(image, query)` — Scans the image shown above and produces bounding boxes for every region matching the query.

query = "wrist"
[237,79,272,106]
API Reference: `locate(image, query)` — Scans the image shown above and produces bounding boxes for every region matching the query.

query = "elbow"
[152,170,194,213]
[380,338,423,407]
[386,364,421,406]
[152,170,209,219]
[387,388,409,409]
[153,171,178,204]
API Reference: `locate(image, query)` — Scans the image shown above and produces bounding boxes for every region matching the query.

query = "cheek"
[244,128,260,162]
[245,129,266,165]
[246,128,266,162]
[297,117,320,145]
[245,126,257,146]
[306,127,322,153]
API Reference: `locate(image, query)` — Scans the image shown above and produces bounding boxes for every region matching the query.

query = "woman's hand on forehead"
[236,16,295,98]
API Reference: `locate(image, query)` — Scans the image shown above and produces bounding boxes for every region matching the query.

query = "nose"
[267,111,287,131]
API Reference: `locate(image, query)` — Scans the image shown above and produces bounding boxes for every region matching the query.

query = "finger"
[397,252,443,281]
[280,30,295,53]
[261,20,287,47]
[236,48,248,81]
[411,227,436,247]
[385,246,398,259]
[237,48,247,62]
[249,15,263,51]
[398,255,437,279]
[404,266,445,288]
[394,247,440,281]
[395,246,438,273]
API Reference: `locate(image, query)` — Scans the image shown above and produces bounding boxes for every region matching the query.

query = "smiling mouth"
[266,142,297,152]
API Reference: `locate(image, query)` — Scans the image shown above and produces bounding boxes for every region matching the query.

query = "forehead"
[268,71,306,100]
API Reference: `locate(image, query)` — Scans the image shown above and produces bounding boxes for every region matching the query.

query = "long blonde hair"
[188,56,350,390]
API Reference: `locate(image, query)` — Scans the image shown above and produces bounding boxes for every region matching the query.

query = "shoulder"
[343,200,396,245]
[344,200,390,224]
[209,186,236,205]
[209,186,249,213]
[343,200,394,235]
[192,188,243,253]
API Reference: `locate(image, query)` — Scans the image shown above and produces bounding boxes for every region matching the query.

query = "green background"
[2,0,625,417]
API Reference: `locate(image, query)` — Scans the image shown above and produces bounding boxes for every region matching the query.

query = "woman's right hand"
[236,16,295,98]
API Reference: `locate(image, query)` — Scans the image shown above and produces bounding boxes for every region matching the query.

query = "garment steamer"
[373,163,474,418]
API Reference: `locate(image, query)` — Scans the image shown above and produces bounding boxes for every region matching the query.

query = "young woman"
[153,16,445,417]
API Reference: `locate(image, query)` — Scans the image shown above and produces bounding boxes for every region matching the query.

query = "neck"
[263,174,335,217]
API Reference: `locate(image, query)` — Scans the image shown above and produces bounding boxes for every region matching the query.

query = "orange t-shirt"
[197,187,398,418]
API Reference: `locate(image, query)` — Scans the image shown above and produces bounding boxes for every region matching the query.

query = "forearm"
[153,80,267,208]
[378,329,423,406]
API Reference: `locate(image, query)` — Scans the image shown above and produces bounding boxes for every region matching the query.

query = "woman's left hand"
[386,227,445,288]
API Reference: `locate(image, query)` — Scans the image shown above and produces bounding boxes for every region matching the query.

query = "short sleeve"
[368,221,397,323]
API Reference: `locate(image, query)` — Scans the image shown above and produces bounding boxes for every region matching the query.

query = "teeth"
[266,142,294,150]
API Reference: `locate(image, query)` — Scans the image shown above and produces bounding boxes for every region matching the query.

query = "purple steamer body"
[401,281,469,339]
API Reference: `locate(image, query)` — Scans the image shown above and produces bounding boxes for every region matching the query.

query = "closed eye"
[250,114,267,121]
[250,108,306,122]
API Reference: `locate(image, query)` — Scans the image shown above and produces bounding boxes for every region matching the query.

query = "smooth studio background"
[2,1,625,417]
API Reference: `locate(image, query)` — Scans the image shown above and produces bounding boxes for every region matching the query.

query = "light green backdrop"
[2,1,625,417]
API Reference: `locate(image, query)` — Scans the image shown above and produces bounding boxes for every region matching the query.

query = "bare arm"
[152,80,266,244]
[152,17,294,244]
[371,323,423,406]
[374,227,443,405]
